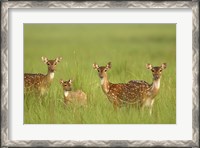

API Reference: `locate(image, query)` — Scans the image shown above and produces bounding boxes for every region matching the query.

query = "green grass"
[24,24,176,124]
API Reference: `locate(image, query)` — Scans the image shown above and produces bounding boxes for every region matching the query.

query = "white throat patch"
[154,79,160,89]
[101,78,104,85]
[50,72,54,79]
[64,91,69,97]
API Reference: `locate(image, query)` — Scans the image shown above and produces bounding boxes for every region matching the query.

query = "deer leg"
[149,99,155,115]
[113,100,119,111]
[140,106,145,116]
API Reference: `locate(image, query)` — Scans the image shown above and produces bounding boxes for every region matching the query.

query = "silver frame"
[1,1,199,147]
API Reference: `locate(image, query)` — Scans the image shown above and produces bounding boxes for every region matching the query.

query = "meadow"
[24,24,176,124]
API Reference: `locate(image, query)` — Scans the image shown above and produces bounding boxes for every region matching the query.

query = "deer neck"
[150,78,161,97]
[64,90,69,98]
[100,75,110,94]
[46,70,55,81]
[64,91,71,104]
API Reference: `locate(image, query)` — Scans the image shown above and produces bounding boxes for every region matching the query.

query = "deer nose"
[50,66,56,71]
[98,74,103,78]
[154,74,160,79]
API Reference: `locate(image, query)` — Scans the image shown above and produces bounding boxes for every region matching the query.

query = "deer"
[93,62,166,115]
[60,79,87,106]
[24,56,62,96]
[93,62,143,110]
[128,63,167,115]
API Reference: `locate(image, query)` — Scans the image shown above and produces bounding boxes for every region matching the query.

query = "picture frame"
[1,1,199,147]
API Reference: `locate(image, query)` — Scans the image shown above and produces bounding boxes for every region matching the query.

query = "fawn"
[128,63,167,115]
[24,56,62,96]
[93,62,143,110]
[60,79,87,106]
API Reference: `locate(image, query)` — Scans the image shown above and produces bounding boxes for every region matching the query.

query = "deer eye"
[64,84,67,86]
[104,69,107,72]
[152,69,155,72]
[159,69,162,72]
[97,69,100,72]
[47,62,50,65]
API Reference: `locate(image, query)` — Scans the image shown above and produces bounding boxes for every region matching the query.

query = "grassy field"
[24,24,176,124]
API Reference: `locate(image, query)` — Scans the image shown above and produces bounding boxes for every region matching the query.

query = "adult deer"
[128,63,167,115]
[24,56,62,96]
[93,62,166,115]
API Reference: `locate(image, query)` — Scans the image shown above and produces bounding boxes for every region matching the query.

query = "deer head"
[93,62,111,79]
[60,79,72,91]
[146,63,167,80]
[41,56,62,73]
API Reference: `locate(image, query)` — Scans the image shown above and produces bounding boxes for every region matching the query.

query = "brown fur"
[93,62,166,113]
[24,56,62,96]
[128,63,167,114]
[60,79,87,106]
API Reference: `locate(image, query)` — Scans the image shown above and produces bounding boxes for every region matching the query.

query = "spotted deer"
[93,62,142,110]
[93,62,166,114]
[24,56,62,96]
[128,63,167,115]
[60,79,87,106]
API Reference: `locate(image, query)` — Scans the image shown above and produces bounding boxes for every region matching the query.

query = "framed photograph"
[1,1,199,147]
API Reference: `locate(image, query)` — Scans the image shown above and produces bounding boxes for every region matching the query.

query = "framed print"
[1,1,199,147]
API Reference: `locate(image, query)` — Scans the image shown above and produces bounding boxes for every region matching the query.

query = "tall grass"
[24,24,176,124]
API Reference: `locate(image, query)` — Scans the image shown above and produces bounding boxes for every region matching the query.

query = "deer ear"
[161,63,167,69]
[146,64,152,70]
[56,57,62,63]
[41,56,48,64]
[106,62,111,69]
[60,79,64,84]
[93,63,99,70]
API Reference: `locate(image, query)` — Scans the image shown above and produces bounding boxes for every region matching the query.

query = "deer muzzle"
[153,74,160,80]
